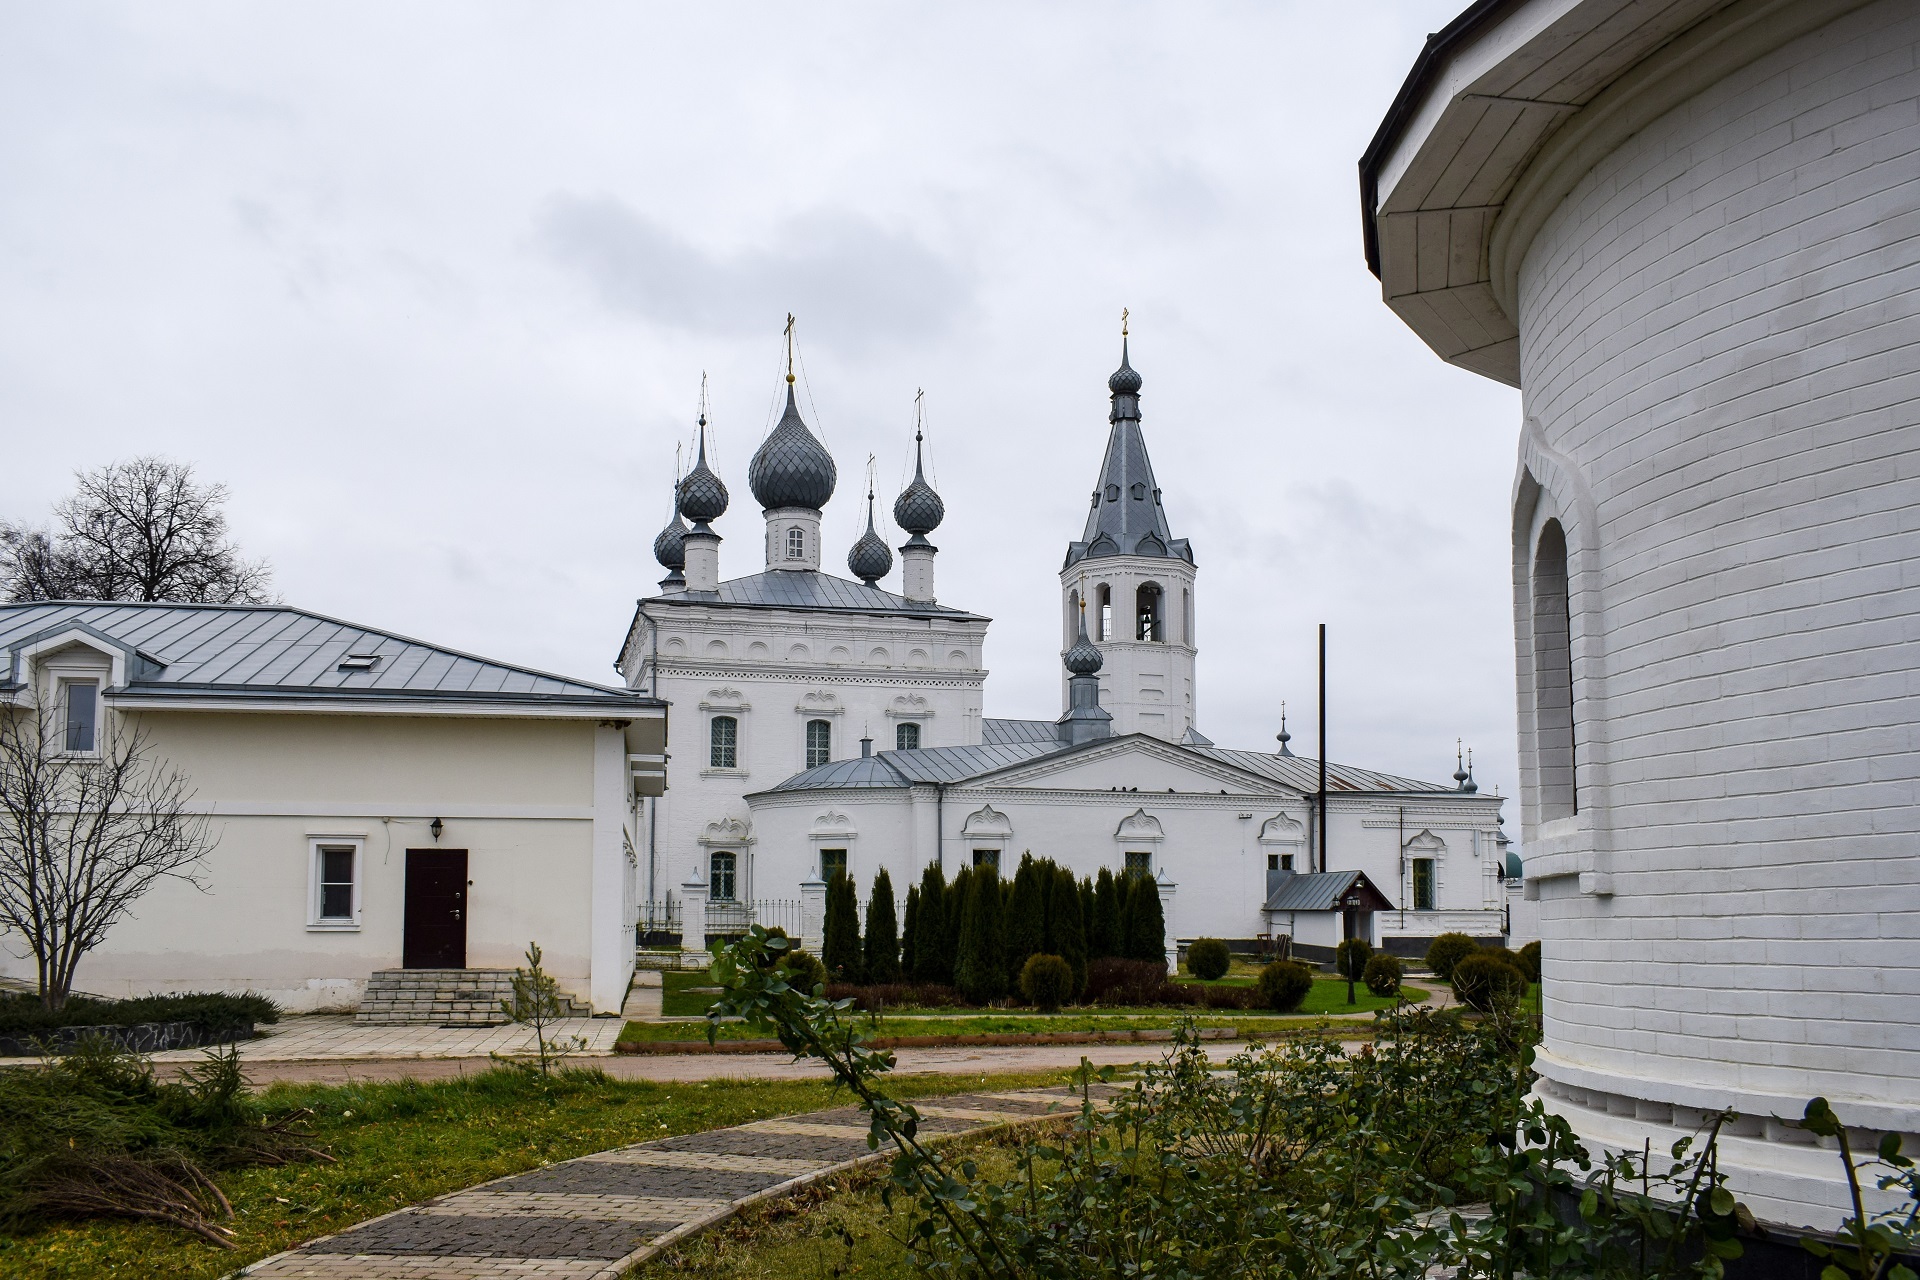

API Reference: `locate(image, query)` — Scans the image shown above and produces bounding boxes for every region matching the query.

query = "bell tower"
[1060,320,1202,744]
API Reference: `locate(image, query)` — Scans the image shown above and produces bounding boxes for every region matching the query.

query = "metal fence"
[635,898,805,948]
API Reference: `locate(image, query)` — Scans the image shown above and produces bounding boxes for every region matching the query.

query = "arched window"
[896,722,920,750]
[709,716,737,769]
[1097,584,1112,641]
[786,527,805,560]
[805,718,832,768]
[1532,520,1577,818]
[710,851,737,902]
[1136,583,1162,642]
[1066,589,1079,646]
[1182,588,1192,646]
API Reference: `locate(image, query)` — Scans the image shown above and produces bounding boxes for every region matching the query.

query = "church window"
[895,722,920,751]
[709,716,737,769]
[972,848,998,870]
[710,851,738,902]
[1532,520,1577,819]
[1136,583,1162,642]
[1412,858,1435,911]
[805,718,832,768]
[787,527,805,560]
[1182,589,1192,646]
[820,848,847,883]
[1124,851,1153,878]
[1280,853,1294,871]
[1096,585,1111,641]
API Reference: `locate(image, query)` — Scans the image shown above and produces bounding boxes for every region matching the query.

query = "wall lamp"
[430,817,444,841]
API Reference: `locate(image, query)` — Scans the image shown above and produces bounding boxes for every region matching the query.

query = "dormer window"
[62,680,99,753]
[786,528,805,560]
[338,653,381,671]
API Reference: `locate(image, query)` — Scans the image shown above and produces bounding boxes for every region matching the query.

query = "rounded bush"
[1186,937,1231,981]
[1256,960,1315,1013]
[780,949,828,994]
[1423,932,1479,982]
[1334,937,1372,982]
[1019,953,1075,1012]
[1451,952,1525,1012]
[1363,952,1403,997]
[1516,940,1542,984]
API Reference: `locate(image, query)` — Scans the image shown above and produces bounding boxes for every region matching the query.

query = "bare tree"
[0,457,273,604]
[0,705,216,1010]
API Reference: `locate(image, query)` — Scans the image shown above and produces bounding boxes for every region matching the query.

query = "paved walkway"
[147,1016,626,1066]
[237,1082,1109,1279]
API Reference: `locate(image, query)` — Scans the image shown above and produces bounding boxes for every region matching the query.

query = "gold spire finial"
[784,314,796,384]
[1121,307,1129,337]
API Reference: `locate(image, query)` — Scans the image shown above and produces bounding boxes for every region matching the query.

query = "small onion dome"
[678,419,729,525]
[893,429,945,536]
[847,488,893,585]
[653,503,687,570]
[749,382,837,511]
[1108,336,1142,396]
[1065,613,1104,675]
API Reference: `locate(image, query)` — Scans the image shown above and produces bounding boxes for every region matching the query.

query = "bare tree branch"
[0,706,216,1010]
[2,457,274,604]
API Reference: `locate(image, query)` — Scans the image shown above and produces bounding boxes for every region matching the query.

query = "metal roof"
[1263,869,1396,913]
[0,601,658,711]
[982,718,1059,745]
[1064,340,1194,570]
[1195,748,1448,793]
[645,570,987,622]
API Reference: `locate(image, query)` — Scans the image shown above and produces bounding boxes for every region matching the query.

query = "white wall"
[1512,0,1920,1228]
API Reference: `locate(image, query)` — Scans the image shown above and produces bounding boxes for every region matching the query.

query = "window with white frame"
[710,715,738,769]
[1412,859,1436,911]
[895,722,920,751]
[1124,850,1153,878]
[805,718,831,768]
[787,527,805,560]
[710,850,738,901]
[309,839,363,928]
[820,847,847,883]
[61,679,99,753]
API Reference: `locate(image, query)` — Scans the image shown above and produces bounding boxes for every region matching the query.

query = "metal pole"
[1318,623,1328,875]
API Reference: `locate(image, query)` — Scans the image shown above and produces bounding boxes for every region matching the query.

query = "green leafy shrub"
[1335,937,1372,982]
[1364,952,1404,996]
[1257,959,1315,1012]
[1451,952,1526,1012]
[1516,939,1541,984]
[1186,937,1231,981]
[1018,954,1074,1012]
[0,991,278,1037]
[1424,932,1479,981]
[780,949,828,994]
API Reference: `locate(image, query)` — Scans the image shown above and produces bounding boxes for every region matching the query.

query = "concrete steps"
[356,968,593,1026]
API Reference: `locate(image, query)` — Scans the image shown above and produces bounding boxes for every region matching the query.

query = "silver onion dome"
[678,418,729,526]
[653,500,687,570]
[748,382,837,511]
[1108,336,1142,396]
[1065,610,1104,675]
[892,428,945,537]
[848,487,894,585]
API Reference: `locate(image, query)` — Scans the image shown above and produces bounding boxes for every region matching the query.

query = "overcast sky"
[0,2,1525,802]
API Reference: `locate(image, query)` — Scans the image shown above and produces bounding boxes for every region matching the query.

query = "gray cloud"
[537,195,972,349]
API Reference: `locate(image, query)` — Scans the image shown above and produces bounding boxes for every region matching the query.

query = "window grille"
[805,719,831,768]
[710,716,738,769]
[895,722,920,750]
[710,851,738,901]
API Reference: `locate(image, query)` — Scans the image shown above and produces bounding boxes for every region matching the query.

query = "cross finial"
[784,314,796,384]
[1121,307,1129,337]
[697,370,708,427]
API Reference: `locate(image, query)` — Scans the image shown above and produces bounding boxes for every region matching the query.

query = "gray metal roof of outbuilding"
[1263,870,1396,913]
[645,570,987,621]
[0,601,659,711]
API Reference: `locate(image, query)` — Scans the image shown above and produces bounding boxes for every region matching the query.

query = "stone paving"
[145,1015,626,1065]
[237,1085,1107,1280]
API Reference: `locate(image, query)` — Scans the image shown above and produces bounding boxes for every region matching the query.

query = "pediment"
[960,735,1291,796]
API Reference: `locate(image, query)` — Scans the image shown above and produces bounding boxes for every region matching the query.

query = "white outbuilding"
[1363,0,1920,1230]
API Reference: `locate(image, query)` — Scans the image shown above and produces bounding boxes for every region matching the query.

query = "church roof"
[642,570,987,621]
[1195,748,1445,793]
[1064,339,1194,570]
[982,717,1059,745]
[0,601,659,713]
[1263,869,1396,913]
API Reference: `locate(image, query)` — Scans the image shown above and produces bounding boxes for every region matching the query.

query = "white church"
[619,336,1512,962]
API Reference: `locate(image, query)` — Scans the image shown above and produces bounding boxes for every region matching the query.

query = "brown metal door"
[403,850,468,969]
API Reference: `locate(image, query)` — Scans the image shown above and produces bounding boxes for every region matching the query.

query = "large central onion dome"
[892,428,944,537]
[678,418,729,526]
[847,486,894,585]
[748,381,837,511]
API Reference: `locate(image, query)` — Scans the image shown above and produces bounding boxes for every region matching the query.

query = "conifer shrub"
[912,865,951,985]
[1451,952,1526,1012]
[900,886,919,982]
[822,872,863,984]
[1090,867,1121,959]
[1363,952,1404,996]
[1003,855,1047,983]
[1516,939,1542,984]
[1257,959,1316,1013]
[1186,937,1231,981]
[1018,954,1074,1012]
[863,869,902,984]
[1048,865,1089,998]
[954,866,1007,1004]
[1123,873,1167,965]
[1335,937,1372,983]
[781,949,828,994]
[1423,932,1479,982]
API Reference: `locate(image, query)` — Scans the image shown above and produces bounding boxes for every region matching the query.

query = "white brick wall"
[1513,0,1920,1224]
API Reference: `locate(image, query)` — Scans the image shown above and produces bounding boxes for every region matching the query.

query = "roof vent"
[338,653,381,671]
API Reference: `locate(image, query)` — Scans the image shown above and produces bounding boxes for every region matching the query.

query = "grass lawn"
[662,969,726,1016]
[624,979,1427,1044]
[0,1065,1074,1280]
